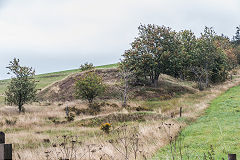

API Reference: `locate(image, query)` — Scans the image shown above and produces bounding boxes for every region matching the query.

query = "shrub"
[110,103,119,108]
[136,106,153,111]
[5,118,17,125]
[100,123,111,134]
[65,112,75,122]
[89,102,101,115]
[75,72,105,104]
[80,62,95,71]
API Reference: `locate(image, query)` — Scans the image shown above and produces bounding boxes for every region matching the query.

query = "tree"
[190,27,230,87]
[122,24,179,87]
[233,25,240,45]
[177,30,198,80]
[198,27,217,87]
[118,65,133,107]
[122,24,235,90]
[5,58,37,113]
[214,35,237,70]
[75,71,105,104]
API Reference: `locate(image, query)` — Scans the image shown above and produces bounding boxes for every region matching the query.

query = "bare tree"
[119,67,133,107]
[189,66,207,91]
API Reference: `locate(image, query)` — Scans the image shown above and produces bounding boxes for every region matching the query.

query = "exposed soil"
[37,68,121,102]
[37,68,197,102]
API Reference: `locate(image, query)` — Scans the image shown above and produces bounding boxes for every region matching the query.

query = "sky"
[0,0,239,79]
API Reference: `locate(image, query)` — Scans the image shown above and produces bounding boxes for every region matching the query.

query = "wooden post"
[228,154,236,160]
[65,106,69,117]
[0,133,5,144]
[180,107,182,117]
[0,132,12,160]
[0,144,12,160]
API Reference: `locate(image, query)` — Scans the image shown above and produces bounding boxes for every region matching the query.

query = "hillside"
[1,63,240,159]
[0,63,118,104]
[37,68,121,102]
[0,67,240,159]
[37,67,197,103]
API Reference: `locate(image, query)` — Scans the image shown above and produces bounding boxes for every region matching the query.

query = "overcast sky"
[0,0,239,79]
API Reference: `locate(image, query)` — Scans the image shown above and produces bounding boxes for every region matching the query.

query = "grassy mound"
[37,67,197,102]
[71,112,163,127]
[0,64,118,104]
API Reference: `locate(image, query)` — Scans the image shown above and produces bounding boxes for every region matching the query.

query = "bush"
[80,62,95,71]
[65,112,75,122]
[89,102,101,115]
[100,123,111,134]
[5,118,17,125]
[75,72,105,104]
[136,106,153,111]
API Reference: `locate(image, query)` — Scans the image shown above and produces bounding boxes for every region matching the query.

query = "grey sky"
[0,0,239,79]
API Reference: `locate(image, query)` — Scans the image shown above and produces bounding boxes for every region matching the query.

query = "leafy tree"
[232,26,240,63]
[177,30,198,80]
[122,24,179,87]
[5,58,37,113]
[214,35,237,70]
[197,27,217,86]
[75,72,105,104]
[233,25,240,45]
[122,24,235,90]
[190,27,230,87]
[233,45,240,64]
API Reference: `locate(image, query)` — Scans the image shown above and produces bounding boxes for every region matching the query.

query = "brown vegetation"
[1,68,240,159]
[37,68,196,103]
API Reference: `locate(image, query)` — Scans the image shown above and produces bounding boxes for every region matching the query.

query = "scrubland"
[1,66,240,159]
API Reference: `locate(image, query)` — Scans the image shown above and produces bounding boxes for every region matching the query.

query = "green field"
[0,63,118,102]
[154,85,240,159]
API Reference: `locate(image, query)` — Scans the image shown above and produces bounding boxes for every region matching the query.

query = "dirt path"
[148,72,240,158]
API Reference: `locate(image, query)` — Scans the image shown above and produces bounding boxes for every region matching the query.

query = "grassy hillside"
[0,63,118,103]
[0,66,239,159]
[154,85,240,159]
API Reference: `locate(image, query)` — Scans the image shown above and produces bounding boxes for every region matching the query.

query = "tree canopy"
[75,71,105,104]
[5,58,37,112]
[121,25,237,90]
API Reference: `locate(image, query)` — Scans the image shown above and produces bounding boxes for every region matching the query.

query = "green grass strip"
[154,85,240,159]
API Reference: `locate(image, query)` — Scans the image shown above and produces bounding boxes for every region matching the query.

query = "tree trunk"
[18,104,22,113]
[154,79,158,87]
[205,64,209,87]
[18,93,23,113]
[153,73,159,87]
[123,81,128,107]
[88,99,93,104]
[198,80,204,91]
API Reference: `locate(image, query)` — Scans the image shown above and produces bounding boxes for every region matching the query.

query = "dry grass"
[1,71,240,159]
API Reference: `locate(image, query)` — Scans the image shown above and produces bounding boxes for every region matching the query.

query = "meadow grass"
[144,90,208,113]
[154,85,240,159]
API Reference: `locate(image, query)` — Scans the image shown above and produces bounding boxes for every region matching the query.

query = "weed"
[5,118,17,125]
[65,112,75,122]
[136,106,153,111]
[108,124,146,160]
[89,103,101,115]
[100,123,111,134]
